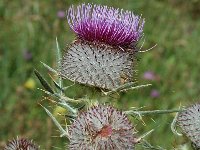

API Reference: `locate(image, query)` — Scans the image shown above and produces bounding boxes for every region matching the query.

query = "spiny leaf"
[55,37,63,90]
[34,69,54,94]
[53,80,64,92]
[41,104,68,137]
[48,73,64,93]
[65,114,76,120]
[40,61,57,74]
[77,104,85,111]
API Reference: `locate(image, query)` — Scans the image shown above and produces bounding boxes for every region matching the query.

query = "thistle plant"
[4,137,39,150]
[69,105,137,150]
[177,103,200,149]
[61,3,145,90]
[29,3,197,150]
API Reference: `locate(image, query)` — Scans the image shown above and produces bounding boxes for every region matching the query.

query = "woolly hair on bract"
[61,3,144,90]
[61,40,136,90]
[68,105,137,150]
[177,103,200,148]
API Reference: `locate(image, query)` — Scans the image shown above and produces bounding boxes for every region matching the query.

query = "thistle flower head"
[69,105,136,150]
[177,103,200,148]
[62,3,142,89]
[4,137,39,150]
[68,3,144,49]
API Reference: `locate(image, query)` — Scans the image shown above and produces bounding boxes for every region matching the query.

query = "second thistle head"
[68,105,137,149]
[61,3,145,90]
[177,103,200,149]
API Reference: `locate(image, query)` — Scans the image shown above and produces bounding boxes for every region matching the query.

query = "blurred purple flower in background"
[23,50,32,61]
[143,71,160,81]
[150,89,160,98]
[143,71,156,80]
[57,10,65,19]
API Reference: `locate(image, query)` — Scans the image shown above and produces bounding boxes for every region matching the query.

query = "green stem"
[52,93,77,114]
[125,109,185,116]
[55,37,63,95]
[102,82,151,95]
[41,105,69,138]
[58,101,77,114]
[39,89,77,114]
[140,140,166,150]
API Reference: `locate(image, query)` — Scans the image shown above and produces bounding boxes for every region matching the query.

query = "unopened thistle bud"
[177,103,200,148]
[61,3,144,89]
[4,137,39,150]
[68,105,137,150]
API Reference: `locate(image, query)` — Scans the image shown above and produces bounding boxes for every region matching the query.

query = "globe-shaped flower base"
[178,103,200,148]
[61,40,136,90]
[68,105,136,150]
[4,137,39,150]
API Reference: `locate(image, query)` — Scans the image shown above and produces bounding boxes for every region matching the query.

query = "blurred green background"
[1,0,200,149]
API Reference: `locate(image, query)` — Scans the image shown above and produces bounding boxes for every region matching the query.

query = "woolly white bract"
[4,137,39,150]
[68,105,136,150]
[61,41,135,90]
[178,103,200,148]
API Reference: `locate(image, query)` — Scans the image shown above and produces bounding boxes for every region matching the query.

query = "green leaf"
[40,61,58,74]
[41,105,68,137]
[34,69,54,94]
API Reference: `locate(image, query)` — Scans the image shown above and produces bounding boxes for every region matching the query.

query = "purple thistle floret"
[67,3,144,49]
[69,105,137,150]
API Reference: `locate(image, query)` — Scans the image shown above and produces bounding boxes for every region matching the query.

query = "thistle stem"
[125,108,185,116]
[51,93,77,114]
[102,82,151,96]
[58,101,77,114]
[38,89,78,114]
[41,105,69,138]
[55,37,63,95]
[140,140,166,150]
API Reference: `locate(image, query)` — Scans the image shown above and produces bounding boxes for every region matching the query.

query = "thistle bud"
[68,105,137,150]
[4,137,39,150]
[177,103,200,148]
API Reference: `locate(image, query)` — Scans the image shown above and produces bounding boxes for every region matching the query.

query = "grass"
[1,0,200,149]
